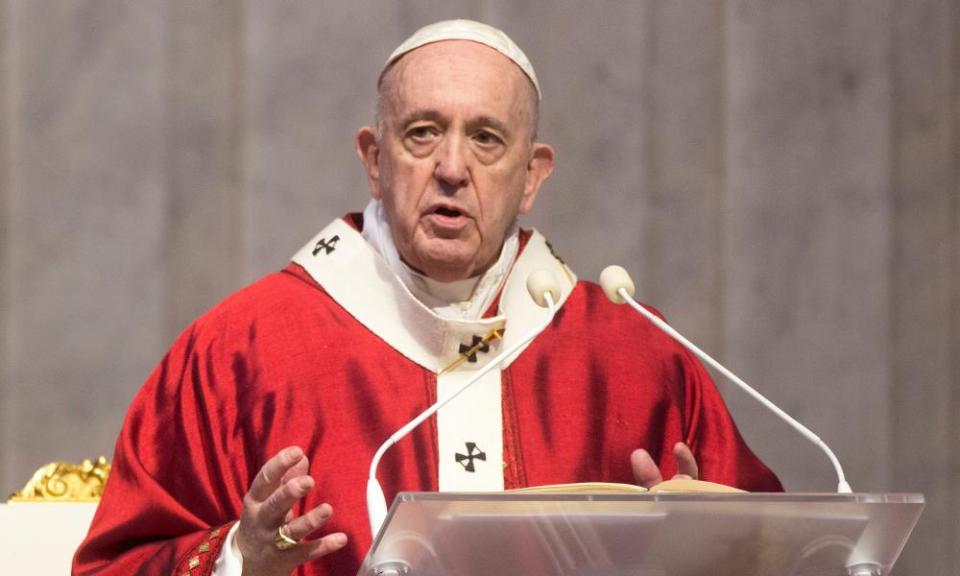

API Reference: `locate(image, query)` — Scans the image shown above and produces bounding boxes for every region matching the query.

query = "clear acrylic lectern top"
[359,492,923,576]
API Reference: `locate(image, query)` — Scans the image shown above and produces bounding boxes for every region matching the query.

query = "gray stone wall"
[1,2,956,573]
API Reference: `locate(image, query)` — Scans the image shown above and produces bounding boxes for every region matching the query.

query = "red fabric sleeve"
[620,298,782,491]
[500,282,782,493]
[73,321,247,575]
[679,346,783,492]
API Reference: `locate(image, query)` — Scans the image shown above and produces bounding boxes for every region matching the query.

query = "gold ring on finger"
[274,525,298,551]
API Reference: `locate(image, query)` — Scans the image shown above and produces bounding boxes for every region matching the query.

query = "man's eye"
[473,130,503,146]
[407,126,436,141]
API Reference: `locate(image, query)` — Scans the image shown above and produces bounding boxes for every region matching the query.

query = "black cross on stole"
[458,335,490,363]
[312,235,340,256]
[455,442,487,473]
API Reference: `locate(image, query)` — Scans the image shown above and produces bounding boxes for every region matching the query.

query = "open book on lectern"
[509,477,745,495]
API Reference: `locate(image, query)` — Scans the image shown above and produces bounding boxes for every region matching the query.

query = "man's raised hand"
[631,442,699,489]
[237,446,347,576]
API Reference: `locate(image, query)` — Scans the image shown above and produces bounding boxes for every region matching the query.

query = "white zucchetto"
[380,19,541,100]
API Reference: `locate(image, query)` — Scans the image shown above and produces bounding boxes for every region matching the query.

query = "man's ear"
[518,142,555,214]
[356,126,382,199]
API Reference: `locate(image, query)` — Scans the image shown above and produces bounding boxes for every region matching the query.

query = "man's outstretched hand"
[631,442,699,489]
[237,446,348,576]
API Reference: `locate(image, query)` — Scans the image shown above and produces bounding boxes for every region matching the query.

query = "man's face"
[357,41,554,282]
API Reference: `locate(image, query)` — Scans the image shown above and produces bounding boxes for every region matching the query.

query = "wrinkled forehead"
[378,19,541,100]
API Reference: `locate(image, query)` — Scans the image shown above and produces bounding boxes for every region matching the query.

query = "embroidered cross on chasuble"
[292,218,577,492]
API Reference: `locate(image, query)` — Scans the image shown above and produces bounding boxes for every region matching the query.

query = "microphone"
[366,271,563,537]
[599,265,852,494]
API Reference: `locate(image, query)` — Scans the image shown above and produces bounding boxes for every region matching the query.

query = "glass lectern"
[359,492,923,576]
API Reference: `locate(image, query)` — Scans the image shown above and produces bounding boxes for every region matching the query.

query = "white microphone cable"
[599,265,852,494]
[366,271,563,536]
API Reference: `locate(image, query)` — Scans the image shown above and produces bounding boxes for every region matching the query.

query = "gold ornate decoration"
[7,457,111,502]
[544,239,576,285]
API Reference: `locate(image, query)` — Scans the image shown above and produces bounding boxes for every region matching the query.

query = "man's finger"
[260,476,315,527]
[302,533,349,563]
[272,505,342,566]
[673,442,699,480]
[280,452,310,485]
[248,446,305,503]
[630,448,664,489]
[282,503,333,542]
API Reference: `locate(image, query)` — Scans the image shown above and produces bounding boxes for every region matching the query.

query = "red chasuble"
[74,218,781,576]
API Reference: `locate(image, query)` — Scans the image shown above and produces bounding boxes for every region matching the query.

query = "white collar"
[290,217,577,372]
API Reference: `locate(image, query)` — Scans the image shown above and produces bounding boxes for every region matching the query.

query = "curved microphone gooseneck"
[598,265,852,494]
[366,271,563,537]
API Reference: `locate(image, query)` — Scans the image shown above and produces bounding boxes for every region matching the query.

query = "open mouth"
[426,205,470,232]
[434,206,463,218]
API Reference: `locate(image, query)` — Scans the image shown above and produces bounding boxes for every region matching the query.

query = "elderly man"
[74,20,780,576]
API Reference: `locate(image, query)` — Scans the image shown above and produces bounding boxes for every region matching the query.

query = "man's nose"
[433,136,469,188]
